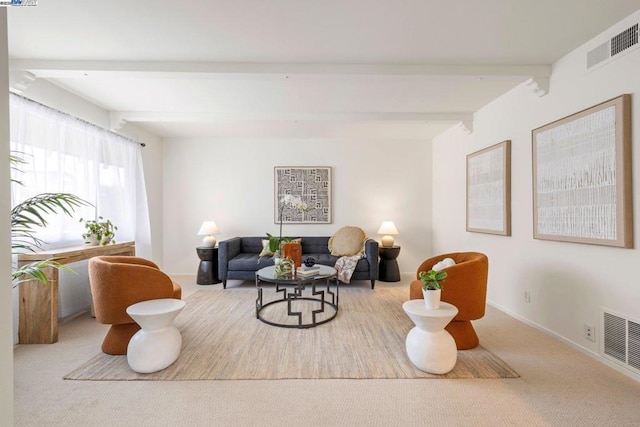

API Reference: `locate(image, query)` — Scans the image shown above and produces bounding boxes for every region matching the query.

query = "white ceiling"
[6,0,640,140]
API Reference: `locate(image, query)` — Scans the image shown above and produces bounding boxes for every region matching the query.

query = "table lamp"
[377,221,399,247]
[198,221,220,247]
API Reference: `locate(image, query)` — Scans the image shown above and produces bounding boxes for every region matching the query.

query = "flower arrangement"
[80,216,117,246]
[267,194,307,256]
[419,269,448,290]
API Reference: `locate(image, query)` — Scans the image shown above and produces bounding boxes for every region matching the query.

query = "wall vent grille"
[601,309,640,375]
[587,23,639,71]
[629,320,640,371]
[611,23,638,56]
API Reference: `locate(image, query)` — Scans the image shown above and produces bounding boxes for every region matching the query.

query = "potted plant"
[419,269,448,309]
[11,152,89,287]
[80,216,117,246]
[266,194,307,267]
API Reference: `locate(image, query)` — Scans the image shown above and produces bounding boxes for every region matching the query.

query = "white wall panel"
[162,137,433,277]
[432,9,640,356]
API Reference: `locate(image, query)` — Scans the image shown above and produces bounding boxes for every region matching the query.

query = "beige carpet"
[65,287,518,381]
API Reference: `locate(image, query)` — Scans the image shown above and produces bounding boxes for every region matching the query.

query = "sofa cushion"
[301,237,331,255]
[328,226,367,256]
[228,253,272,271]
[259,239,273,257]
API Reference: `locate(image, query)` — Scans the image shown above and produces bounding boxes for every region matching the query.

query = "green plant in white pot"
[419,269,448,309]
[80,216,117,246]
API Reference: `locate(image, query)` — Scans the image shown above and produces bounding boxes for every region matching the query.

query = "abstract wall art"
[274,167,332,223]
[466,140,512,235]
[532,94,632,248]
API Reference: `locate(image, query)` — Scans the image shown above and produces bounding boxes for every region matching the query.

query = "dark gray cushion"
[228,253,273,271]
[300,237,331,255]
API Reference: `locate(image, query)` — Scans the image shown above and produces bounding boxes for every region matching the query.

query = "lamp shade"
[377,221,399,235]
[377,221,399,248]
[197,221,219,247]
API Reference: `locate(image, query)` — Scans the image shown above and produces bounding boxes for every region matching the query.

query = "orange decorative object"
[282,242,302,267]
[88,256,182,355]
[409,252,488,350]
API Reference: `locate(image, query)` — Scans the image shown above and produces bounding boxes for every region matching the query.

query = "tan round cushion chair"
[409,252,488,350]
[88,256,182,355]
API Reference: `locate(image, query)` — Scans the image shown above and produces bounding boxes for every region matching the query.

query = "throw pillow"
[328,226,367,257]
[259,239,273,257]
[432,257,455,271]
[259,238,302,257]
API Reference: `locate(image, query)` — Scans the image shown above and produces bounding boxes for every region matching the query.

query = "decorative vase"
[422,288,441,310]
[283,242,302,267]
[274,257,295,278]
[85,235,100,246]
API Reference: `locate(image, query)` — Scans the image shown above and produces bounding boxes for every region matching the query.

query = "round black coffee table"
[255,265,339,328]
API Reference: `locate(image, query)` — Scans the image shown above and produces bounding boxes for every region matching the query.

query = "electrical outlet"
[584,324,596,342]
[523,291,530,303]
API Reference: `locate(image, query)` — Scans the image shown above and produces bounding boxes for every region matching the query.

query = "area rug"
[65,287,519,381]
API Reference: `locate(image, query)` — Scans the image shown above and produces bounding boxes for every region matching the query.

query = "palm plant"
[11,152,89,287]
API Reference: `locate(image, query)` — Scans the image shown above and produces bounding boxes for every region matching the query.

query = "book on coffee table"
[296,266,320,277]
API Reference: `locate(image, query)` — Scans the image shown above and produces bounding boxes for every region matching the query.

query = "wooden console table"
[18,241,136,344]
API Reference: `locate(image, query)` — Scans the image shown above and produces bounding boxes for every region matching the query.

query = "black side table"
[378,245,401,282]
[196,247,221,285]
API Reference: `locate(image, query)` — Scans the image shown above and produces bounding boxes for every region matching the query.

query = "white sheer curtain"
[9,94,151,252]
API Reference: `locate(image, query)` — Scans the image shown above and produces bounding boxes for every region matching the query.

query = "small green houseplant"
[419,269,448,290]
[418,269,448,309]
[80,216,117,246]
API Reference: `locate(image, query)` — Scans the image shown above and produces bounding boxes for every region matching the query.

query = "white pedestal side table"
[126,298,186,374]
[402,300,458,374]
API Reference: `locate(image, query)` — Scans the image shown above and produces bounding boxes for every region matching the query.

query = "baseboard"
[487,300,640,383]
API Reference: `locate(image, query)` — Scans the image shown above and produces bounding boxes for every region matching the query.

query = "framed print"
[532,94,632,248]
[466,140,512,235]
[274,167,332,223]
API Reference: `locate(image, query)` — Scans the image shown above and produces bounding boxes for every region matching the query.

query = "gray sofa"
[218,236,379,289]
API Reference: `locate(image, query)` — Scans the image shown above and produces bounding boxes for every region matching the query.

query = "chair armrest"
[218,237,242,280]
[365,239,379,280]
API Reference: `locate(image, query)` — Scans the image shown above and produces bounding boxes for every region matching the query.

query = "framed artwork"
[532,94,632,248]
[274,167,332,223]
[466,140,512,235]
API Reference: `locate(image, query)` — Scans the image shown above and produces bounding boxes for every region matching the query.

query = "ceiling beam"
[110,111,473,123]
[110,111,475,133]
[10,59,551,79]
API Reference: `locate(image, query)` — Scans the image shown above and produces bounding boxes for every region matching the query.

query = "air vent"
[611,23,638,56]
[587,23,639,71]
[601,309,640,375]
[629,320,640,371]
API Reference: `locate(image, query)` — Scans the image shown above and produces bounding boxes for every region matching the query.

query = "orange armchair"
[409,252,488,350]
[88,256,182,355]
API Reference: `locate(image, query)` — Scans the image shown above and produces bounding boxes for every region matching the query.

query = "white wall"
[1,9,14,425]
[162,137,433,277]
[433,10,640,363]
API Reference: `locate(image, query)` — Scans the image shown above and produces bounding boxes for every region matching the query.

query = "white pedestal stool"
[126,298,186,373]
[402,300,458,375]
